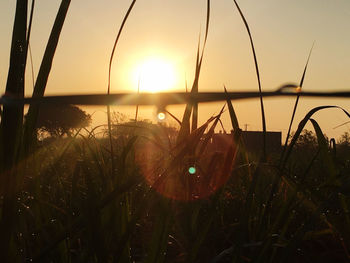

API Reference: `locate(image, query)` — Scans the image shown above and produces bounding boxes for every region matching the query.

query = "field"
[1,1,350,262]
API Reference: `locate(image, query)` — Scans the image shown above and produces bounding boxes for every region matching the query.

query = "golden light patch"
[132,58,177,93]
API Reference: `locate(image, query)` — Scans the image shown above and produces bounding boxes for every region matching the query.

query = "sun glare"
[133,58,177,93]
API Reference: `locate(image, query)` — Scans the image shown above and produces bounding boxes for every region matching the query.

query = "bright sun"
[132,58,177,93]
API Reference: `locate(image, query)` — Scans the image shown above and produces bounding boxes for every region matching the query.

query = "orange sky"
[1,0,350,140]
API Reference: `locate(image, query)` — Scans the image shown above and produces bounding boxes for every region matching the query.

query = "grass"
[1,1,350,262]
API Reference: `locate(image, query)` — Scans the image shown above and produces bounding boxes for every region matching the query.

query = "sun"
[132,57,177,93]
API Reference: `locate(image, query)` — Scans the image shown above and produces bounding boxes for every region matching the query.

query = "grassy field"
[1,1,350,262]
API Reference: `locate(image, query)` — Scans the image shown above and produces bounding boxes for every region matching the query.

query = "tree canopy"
[35,104,91,137]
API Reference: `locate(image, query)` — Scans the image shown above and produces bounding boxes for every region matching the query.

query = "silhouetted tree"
[338,132,350,146]
[293,129,317,149]
[35,104,91,137]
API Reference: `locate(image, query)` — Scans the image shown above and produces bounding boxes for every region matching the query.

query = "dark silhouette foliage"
[35,104,91,137]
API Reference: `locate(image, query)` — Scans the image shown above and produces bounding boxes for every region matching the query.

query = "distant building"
[211,130,281,154]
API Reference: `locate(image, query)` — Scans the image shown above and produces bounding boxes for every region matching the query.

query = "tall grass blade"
[107,0,137,95]
[107,0,137,177]
[198,105,225,156]
[177,39,200,142]
[178,0,210,141]
[282,105,350,168]
[0,0,28,259]
[191,0,210,131]
[25,0,35,60]
[281,43,314,161]
[25,0,36,89]
[28,43,35,88]
[24,0,71,154]
[224,86,240,131]
[310,118,336,178]
[232,0,266,159]
[224,85,249,177]
[165,109,182,126]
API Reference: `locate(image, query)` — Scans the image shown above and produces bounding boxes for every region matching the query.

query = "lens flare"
[134,136,237,201]
[188,166,196,174]
[157,112,166,121]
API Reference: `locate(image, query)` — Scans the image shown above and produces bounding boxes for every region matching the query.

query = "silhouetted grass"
[1,1,350,262]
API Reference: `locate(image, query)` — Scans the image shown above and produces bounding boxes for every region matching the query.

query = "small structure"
[211,130,282,154]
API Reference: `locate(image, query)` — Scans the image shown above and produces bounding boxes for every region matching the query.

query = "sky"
[1,0,350,140]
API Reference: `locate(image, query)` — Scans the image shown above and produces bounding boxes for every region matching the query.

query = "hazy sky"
[1,0,350,140]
